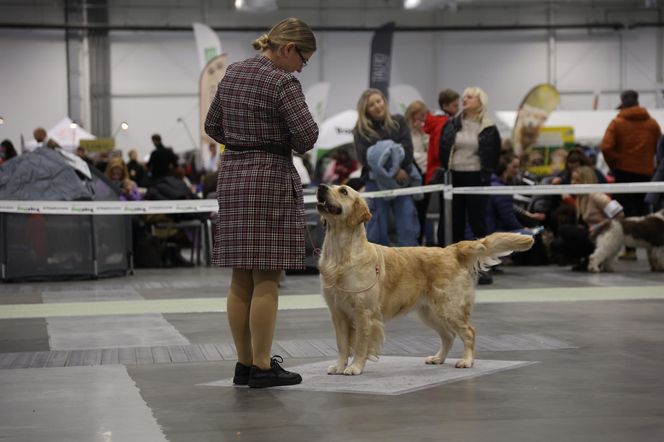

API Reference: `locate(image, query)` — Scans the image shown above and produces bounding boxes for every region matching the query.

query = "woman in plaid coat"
[204,18,318,388]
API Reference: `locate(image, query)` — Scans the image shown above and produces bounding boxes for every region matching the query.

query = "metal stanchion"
[443,170,453,246]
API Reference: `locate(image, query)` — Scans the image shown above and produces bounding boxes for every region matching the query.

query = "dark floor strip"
[0,334,576,369]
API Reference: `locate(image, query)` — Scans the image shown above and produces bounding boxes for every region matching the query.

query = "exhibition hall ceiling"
[0,0,659,30]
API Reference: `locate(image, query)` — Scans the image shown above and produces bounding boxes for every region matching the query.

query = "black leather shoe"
[248,355,302,388]
[233,362,251,385]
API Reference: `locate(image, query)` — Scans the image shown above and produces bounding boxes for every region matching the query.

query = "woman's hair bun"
[251,34,270,51]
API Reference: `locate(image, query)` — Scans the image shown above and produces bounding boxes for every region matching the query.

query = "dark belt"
[225,143,292,158]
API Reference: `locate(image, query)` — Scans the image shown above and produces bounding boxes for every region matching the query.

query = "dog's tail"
[455,232,535,272]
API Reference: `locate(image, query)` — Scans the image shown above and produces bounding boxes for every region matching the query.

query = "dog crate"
[1,213,131,282]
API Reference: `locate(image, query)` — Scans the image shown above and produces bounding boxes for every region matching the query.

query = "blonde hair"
[404,100,429,131]
[462,86,489,122]
[252,17,316,53]
[572,165,597,220]
[353,88,399,142]
[105,157,130,182]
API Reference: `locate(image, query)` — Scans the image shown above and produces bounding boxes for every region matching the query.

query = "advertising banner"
[369,22,395,100]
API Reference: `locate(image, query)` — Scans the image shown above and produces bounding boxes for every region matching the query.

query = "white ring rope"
[0,182,663,215]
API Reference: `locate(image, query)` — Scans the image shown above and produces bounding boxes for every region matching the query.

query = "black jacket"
[353,114,414,173]
[438,114,501,184]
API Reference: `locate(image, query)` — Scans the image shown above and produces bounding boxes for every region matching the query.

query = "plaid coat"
[205,55,318,269]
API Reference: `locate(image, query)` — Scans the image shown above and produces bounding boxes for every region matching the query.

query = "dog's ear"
[347,198,372,227]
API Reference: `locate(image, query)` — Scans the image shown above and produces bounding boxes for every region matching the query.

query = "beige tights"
[227,268,281,370]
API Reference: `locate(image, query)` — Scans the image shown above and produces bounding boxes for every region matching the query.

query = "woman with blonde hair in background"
[572,165,624,272]
[353,89,420,246]
[550,166,624,272]
[105,157,141,201]
[205,17,318,388]
[438,86,501,284]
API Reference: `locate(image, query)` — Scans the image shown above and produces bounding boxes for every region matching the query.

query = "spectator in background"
[75,146,94,165]
[322,147,358,185]
[105,157,142,201]
[205,142,220,173]
[487,153,544,234]
[33,127,47,148]
[551,166,624,272]
[600,90,662,260]
[0,139,18,165]
[147,133,179,182]
[439,87,501,284]
[423,88,460,246]
[552,147,607,185]
[127,149,147,187]
[645,135,664,211]
[486,153,547,266]
[95,151,110,173]
[424,89,460,186]
[405,100,433,245]
[353,88,420,246]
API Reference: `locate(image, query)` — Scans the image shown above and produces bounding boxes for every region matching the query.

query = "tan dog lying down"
[316,184,534,375]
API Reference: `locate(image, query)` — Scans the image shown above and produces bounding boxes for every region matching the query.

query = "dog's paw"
[327,363,347,375]
[455,359,474,368]
[587,265,601,273]
[343,364,363,375]
[425,356,445,365]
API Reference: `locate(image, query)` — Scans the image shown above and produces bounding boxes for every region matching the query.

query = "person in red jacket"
[600,90,661,260]
[422,88,460,246]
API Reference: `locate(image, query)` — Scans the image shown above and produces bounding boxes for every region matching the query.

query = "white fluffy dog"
[589,210,664,272]
[588,220,624,273]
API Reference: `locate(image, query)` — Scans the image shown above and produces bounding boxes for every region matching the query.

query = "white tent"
[48,117,96,150]
[310,109,358,168]
[389,84,424,115]
[305,82,331,126]
[22,117,96,152]
[495,109,664,145]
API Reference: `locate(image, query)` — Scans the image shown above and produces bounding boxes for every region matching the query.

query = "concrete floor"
[1,255,664,442]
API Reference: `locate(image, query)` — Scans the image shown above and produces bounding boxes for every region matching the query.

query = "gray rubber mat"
[0,333,574,369]
[202,356,537,395]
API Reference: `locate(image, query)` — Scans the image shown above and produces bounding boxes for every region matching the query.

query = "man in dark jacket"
[147,134,179,182]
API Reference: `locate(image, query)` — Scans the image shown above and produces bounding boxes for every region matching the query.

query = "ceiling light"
[235,0,277,11]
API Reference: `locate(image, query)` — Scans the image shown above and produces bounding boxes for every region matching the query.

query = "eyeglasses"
[294,46,308,67]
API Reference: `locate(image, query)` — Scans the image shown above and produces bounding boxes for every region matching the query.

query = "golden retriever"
[316,184,534,375]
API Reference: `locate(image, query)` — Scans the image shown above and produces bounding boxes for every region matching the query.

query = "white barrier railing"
[1,182,662,215]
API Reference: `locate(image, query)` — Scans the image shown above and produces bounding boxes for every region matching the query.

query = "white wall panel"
[435,31,549,115]
[0,30,68,152]
[1,27,661,159]
[555,30,621,109]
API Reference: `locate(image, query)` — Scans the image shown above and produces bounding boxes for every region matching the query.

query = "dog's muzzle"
[316,184,342,215]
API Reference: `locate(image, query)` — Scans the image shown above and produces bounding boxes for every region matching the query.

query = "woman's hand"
[527,211,546,222]
[395,168,409,184]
